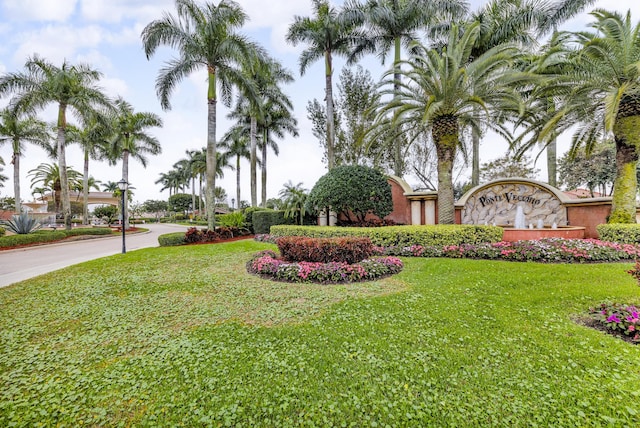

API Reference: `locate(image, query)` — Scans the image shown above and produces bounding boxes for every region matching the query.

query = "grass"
[1,240,640,426]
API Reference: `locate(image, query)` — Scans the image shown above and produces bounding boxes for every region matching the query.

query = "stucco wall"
[566,203,611,239]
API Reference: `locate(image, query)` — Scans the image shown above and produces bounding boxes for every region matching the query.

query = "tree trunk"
[122,150,130,230]
[12,144,20,214]
[57,104,72,230]
[191,176,196,217]
[433,115,459,224]
[82,149,89,225]
[250,116,258,206]
[471,129,480,186]
[236,155,241,211]
[392,35,403,177]
[206,69,218,230]
[610,115,640,223]
[325,50,335,169]
[261,130,267,208]
[546,137,557,187]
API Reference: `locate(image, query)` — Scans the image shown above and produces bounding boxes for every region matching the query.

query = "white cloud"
[12,24,106,64]
[2,0,78,22]
[79,0,173,24]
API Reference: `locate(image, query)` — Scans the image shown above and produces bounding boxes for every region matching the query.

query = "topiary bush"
[63,228,113,237]
[597,223,640,244]
[243,207,269,233]
[0,231,67,248]
[276,236,374,264]
[269,225,504,247]
[305,165,393,222]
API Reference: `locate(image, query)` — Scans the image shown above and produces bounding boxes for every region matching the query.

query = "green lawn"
[1,240,639,426]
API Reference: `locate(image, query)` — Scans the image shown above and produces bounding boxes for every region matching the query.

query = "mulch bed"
[574,316,639,345]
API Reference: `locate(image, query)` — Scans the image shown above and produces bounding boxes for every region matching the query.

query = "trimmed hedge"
[0,227,114,248]
[253,210,295,235]
[0,226,4,236]
[597,223,640,244]
[276,236,374,264]
[158,232,186,247]
[269,225,504,247]
[0,231,67,248]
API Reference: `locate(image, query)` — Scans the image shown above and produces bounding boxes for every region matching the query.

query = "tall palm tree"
[0,108,49,213]
[142,0,257,230]
[286,0,363,170]
[378,22,530,223]
[347,0,468,176]
[109,98,162,229]
[0,55,112,229]
[220,125,251,212]
[155,170,187,197]
[28,163,82,216]
[66,115,111,224]
[521,10,640,223]
[456,0,596,186]
[259,100,298,207]
[0,157,7,189]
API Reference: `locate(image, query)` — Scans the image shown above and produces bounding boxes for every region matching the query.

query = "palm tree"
[455,0,596,186]
[286,0,363,170]
[109,98,162,229]
[347,0,468,176]
[0,108,49,213]
[378,22,530,223]
[101,181,119,193]
[155,169,188,197]
[259,100,298,207]
[66,115,111,224]
[520,10,640,223]
[0,157,7,189]
[28,163,82,216]
[0,55,112,229]
[142,0,257,230]
[220,125,251,213]
[279,181,309,225]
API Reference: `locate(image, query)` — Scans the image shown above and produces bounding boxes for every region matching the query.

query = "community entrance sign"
[459,179,568,227]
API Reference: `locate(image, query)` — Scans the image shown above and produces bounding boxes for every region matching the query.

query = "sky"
[1,0,639,208]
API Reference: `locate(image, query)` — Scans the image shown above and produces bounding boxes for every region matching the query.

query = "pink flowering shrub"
[246,250,403,284]
[588,303,640,343]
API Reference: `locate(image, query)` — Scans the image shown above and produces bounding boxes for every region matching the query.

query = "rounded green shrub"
[158,232,186,246]
[305,165,393,222]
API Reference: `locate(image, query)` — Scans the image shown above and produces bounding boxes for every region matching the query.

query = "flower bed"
[587,303,640,343]
[246,250,403,284]
[256,235,640,263]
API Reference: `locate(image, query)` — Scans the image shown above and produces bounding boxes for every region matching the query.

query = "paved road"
[0,223,191,288]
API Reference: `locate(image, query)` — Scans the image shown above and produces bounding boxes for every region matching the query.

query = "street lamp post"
[117,179,128,254]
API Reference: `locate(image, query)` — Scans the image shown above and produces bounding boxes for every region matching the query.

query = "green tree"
[0,55,112,229]
[66,114,111,224]
[377,22,530,223]
[279,181,309,225]
[0,108,49,213]
[521,10,640,223]
[347,0,468,175]
[109,97,162,229]
[460,0,596,186]
[557,142,624,197]
[0,157,7,188]
[220,125,252,212]
[479,153,540,183]
[93,204,118,224]
[142,0,257,230]
[168,193,196,214]
[306,165,393,222]
[28,163,82,216]
[142,199,169,221]
[286,0,363,170]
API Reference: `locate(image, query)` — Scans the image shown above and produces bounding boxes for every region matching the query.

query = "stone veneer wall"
[460,181,567,227]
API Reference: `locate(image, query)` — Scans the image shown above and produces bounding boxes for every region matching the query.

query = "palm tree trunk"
[393,34,403,176]
[205,69,217,230]
[191,176,196,217]
[250,116,258,206]
[12,146,20,214]
[610,116,640,223]
[122,150,130,230]
[261,131,267,208]
[546,138,557,187]
[471,129,480,186]
[236,155,241,211]
[325,50,335,170]
[82,149,89,225]
[57,104,72,230]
